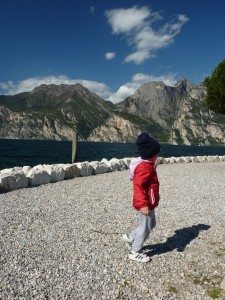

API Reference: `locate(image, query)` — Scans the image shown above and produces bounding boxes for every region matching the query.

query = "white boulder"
[121,157,132,169]
[43,164,65,183]
[196,156,207,163]
[165,157,176,163]
[90,161,109,175]
[13,167,23,172]
[174,157,185,163]
[118,159,128,170]
[110,158,121,171]
[156,157,165,164]
[1,168,14,174]
[22,166,31,175]
[182,156,191,163]
[206,155,215,162]
[213,155,220,162]
[75,162,94,177]
[101,158,108,164]
[219,155,225,162]
[162,158,169,164]
[64,164,80,179]
[27,165,51,187]
[33,164,45,171]
[103,158,121,172]
[0,168,28,192]
[190,156,198,163]
[161,157,167,164]
[203,155,208,162]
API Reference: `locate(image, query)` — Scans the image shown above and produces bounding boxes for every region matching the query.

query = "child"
[123,132,161,263]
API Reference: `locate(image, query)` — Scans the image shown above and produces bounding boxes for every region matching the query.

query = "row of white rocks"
[0,155,224,193]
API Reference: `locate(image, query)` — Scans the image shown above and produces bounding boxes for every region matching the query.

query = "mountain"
[0,83,112,140]
[0,81,225,145]
[0,83,152,142]
[117,79,225,145]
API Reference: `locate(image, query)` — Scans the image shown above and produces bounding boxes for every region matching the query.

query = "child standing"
[123,132,161,263]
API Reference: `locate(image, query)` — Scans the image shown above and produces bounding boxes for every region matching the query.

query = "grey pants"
[129,209,156,252]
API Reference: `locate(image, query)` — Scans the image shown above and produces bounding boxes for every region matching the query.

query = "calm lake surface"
[0,139,225,170]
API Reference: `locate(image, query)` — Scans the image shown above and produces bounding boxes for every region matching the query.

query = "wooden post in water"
[71,130,78,163]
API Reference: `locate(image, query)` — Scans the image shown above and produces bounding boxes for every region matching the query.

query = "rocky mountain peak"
[32,83,92,98]
[121,79,204,106]
[174,78,199,92]
[139,81,166,91]
[175,78,191,86]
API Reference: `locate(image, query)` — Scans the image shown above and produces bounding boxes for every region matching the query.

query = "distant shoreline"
[0,136,225,147]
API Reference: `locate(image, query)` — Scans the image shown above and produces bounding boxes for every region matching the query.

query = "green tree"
[204,59,225,114]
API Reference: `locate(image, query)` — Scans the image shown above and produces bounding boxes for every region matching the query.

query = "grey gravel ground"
[0,162,225,300]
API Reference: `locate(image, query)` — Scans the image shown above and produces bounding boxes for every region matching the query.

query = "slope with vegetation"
[0,80,225,145]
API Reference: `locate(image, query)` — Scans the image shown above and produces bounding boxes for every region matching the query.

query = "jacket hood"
[129,157,149,181]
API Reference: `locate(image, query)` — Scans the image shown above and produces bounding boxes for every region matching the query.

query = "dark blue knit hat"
[136,132,161,159]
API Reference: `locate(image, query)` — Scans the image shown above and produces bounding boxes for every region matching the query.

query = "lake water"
[0,139,225,170]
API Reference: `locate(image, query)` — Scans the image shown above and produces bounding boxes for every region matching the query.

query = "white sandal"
[129,250,150,263]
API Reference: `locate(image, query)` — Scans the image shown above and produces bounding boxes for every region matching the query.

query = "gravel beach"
[0,162,225,300]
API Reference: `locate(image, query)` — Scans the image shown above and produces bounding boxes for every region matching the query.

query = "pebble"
[0,162,225,299]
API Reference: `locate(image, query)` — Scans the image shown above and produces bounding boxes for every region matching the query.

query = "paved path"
[0,162,225,299]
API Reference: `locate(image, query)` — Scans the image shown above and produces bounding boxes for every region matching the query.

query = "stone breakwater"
[0,155,225,193]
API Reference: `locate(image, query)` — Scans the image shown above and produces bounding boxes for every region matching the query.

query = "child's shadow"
[143,224,210,257]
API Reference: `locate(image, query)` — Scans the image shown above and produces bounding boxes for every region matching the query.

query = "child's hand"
[140,206,150,216]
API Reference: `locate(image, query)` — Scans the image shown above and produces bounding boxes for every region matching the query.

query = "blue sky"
[0,0,225,102]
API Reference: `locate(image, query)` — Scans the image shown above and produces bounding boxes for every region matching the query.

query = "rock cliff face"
[88,115,141,142]
[0,81,225,145]
[117,80,225,145]
[0,84,112,141]
[0,83,163,142]
[0,106,74,140]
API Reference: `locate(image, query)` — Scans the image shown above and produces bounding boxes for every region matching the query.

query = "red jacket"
[131,159,160,211]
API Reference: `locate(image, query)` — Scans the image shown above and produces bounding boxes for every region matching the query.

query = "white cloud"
[0,73,177,104]
[105,6,150,34]
[131,73,177,86]
[124,49,153,64]
[107,72,177,103]
[105,6,188,64]
[105,52,116,60]
[0,75,111,99]
[107,83,137,104]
